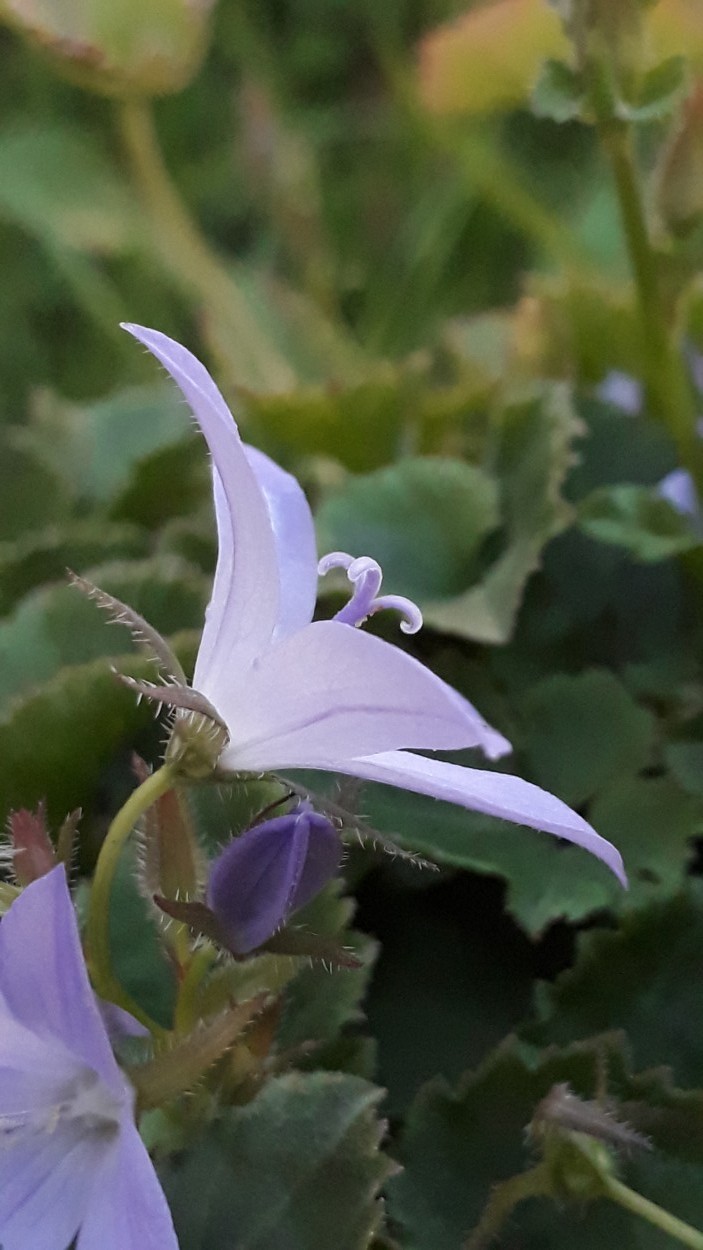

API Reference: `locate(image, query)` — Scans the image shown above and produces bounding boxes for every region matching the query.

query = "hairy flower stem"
[117,99,294,394]
[600,118,703,490]
[602,1175,703,1249]
[463,1163,552,1249]
[87,764,176,1036]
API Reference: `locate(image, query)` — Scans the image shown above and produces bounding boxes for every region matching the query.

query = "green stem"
[603,1175,703,1250]
[87,764,176,1035]
[599,120,703,488]
[117,98,295,394]
[464,1164,552,1249]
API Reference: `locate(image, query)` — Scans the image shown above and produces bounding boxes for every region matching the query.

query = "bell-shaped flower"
[120,324,625,884]
[206,802,342,954]
[0,865,177,1250]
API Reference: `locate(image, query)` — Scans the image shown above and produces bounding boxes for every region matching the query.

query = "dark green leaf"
[525,884,703,1088]
[519,670,655,806]
[0,427,71,541]
[578,484,699,561]
[389,1033,703,1250]
[161,1073,392,1250]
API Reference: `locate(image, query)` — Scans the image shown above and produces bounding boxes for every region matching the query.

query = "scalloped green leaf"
[422,384,579,643]
[389,1033,703,1250]
[160,1073,392,1250]
[317,457,499,601]
[519,670,655,806]
[0,520,148,616]
[0,556,207,709]
[33,384,196,505]
[525,884,703,1088]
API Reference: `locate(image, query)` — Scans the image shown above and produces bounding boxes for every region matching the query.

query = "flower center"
[318,552,422,635]
[0,1069,122,1148]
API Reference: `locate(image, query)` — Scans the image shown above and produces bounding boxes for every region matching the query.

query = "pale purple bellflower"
[121,324,625,884]
[207,802,342,954]
[0,866,177,1250]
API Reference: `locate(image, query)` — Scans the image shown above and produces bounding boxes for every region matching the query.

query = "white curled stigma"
[318,552,423,635]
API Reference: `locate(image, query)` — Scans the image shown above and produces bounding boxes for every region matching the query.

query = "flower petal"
[0,1121,102,1250]
[244,444,318,639]
[217,620,511,771]
[77,1123,178,1250]
[121,325,281,673]
[0,866,123,1095]
[310,750,627,883]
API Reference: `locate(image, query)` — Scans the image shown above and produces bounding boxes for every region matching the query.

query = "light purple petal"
[310,750,626,884]
[0,1010,85,1109]
[77,1123,178,1250]
[207,813,311,952]
[0,1122,104,1250]
[658,468,700,518]
[244,444,318,639]
[597,371,642,415]
[0,866,123,1095]
[217,620,511,771]
[121,325,281,674]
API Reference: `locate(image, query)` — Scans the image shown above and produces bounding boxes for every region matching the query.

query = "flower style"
[206,802,342,954]
[121,324,625,884]
[0,866,177,1250]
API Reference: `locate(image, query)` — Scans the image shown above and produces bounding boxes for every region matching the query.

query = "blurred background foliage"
[4,0,703,1246]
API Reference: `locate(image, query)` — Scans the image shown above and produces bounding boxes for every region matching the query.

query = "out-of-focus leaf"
[0,0,215,96]
[0,556,207,709]
[519,670,655,806]
[0,427,72,541]
[417,0,569,117]
[245,367,420,473]
[32,384,195,505]
[161,1073,392,1250]
[389,1032,703,1250]
[423,383,579,643]
[526,884,703,1088]
[567,398,678,499]
[0,521,148,616]
[0,122,141,253]
[618,55,690,123]
[532,58,586,122]
[578,484,701,560]
[317,458,499,601]
[666,740,703,795]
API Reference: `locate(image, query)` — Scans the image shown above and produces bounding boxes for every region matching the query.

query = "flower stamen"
[318,552,422,635]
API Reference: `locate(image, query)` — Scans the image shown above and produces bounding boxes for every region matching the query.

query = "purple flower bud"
[206,803,342,954]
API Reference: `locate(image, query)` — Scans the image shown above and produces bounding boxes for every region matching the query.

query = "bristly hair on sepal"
[530,1083,653,1156]
[68,570,187,685]
[273,774,439,873]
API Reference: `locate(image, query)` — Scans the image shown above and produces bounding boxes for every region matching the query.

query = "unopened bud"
[207,802,342,955]
[657,79,703,237]
[0,0,215,98]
